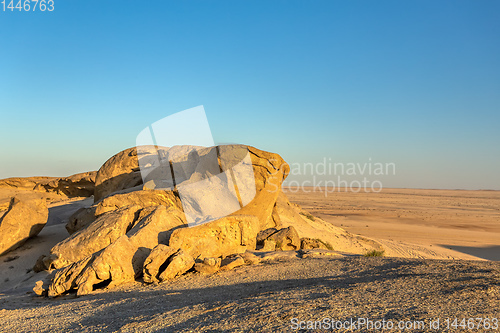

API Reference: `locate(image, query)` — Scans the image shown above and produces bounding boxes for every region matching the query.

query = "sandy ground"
[1,257,499,332]
[285,187,500,261]
[1,187,499,332]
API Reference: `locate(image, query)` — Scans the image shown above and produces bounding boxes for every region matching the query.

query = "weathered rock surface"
[0,172,96,198]
[94,189,182,216]
[220,255,245,271]
[169,215,260,259]
[0,197,49,256]
[194,257,221,274]
[93,147,143,202]
[47,206,186,296]
[143,244,177,283]
[37,144,375,297]
[158,249,194,281]
[256,228,278,244]
[239,251,261,265]
[42,205,142,270]
[259,226,301,251]
[300,237,329,250]
[65,206,97,235]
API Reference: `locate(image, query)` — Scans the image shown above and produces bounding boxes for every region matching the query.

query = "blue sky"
[1,0,499,189]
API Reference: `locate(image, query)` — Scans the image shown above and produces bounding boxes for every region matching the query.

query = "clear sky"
[1,0,499,190]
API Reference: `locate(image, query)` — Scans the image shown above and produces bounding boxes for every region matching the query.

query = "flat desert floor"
[1,187,499,332]
[286,187,500,261]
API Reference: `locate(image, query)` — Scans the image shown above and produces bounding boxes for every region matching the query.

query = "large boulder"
[65,206,97,234]
[143,244,178,283]
[93,147,143,202]
[169,215,260,259]
[41,205,143,270]
[34,172,97,197]
[47,206,187,296]
[94,189,182,216]
[0,172,96,198]
[158,249,195,281]
[38,145,316,297]
[0,197,49,256]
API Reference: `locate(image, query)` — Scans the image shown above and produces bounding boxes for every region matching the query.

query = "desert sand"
[286,187,500,261]
[1,183,499,332]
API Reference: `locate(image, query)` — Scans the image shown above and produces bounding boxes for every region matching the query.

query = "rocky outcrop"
[41,205,143,270]
[94,189,182,216]
[47,206,186,296]
[194,257,221,274]
[0,172,96,198]
[0,197,49,256]
[93,148,143,202]
[256,226,300,251]
[158,249,194,281]
[143,244,178,283]
[300,238,329,250]
[169,215,260,259]
[66,206,97,235]
[35,144,377,297]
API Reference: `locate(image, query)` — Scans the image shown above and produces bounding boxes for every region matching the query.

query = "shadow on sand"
[440,245,500,261]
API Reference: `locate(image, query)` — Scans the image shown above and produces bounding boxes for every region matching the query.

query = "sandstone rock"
[256,250,300,262]
[158,249,194,281]
[256,228,278,244]
[43,205,142,270]
[0,172,96,198]
[194,257,222,274]
[47,206,186,296]
[220,255,245,271]
[94,189,182,216]
[266,226,300,251]
[40,145,303,296]
[93,147,143,202]
[143,244,177,283]
[300,249,341,259]
[34,172,96,197]
[65,206,97,234]
[169,215,260,259]
[262,239,276,251]
[0,197,48,256]
[239,251,261,265]
[33,280,45,296]
[300,238,329,250]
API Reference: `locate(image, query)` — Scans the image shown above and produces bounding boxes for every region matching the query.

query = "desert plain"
[0,181,498,332]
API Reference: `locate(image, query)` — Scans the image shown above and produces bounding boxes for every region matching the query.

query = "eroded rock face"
[194,257,221,275]
[266,226,301,251]
[169,215,260,259]
[256,226,301,251]
[158,249,194,281]
[0,197,48,256]
[143,244,177,283]
[94,189,182,216]
[42,205,143,270]
[0,172,97,198]
[93,147,143,202]
[66,206,97,235]
[38,145,345,297]
[300,238,329,250]
[47,206,187,296]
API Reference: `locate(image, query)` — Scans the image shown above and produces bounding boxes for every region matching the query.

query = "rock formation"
[0,197,49,256]
[0,172,96,198]
[34,144,378,297]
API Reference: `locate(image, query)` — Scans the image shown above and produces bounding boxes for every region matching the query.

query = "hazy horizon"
[1,1,499,190]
